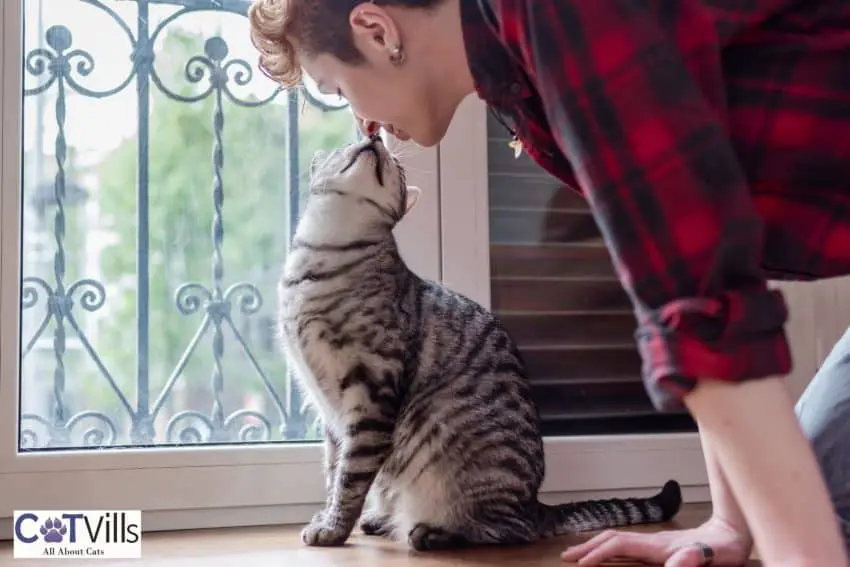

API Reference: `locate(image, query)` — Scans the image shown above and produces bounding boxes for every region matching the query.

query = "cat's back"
[397,276,539,444]
[408,278,526,379]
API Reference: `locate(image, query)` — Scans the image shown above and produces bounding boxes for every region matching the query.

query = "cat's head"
[307,135,421,228]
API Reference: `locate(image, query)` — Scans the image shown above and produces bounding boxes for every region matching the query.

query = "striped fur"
[278,136,682,551]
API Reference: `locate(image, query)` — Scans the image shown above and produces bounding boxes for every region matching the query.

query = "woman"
[248,0,850,564]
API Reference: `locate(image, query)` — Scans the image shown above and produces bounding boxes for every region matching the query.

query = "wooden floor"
[0,504,760,566]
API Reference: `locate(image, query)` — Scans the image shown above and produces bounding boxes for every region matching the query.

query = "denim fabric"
[795,326,850,554]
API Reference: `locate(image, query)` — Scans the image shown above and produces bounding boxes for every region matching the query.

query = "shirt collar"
[460,0,533,108]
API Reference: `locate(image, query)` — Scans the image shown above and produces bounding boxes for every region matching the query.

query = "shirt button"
[509,82,522,95]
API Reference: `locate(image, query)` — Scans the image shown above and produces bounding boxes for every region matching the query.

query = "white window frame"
[0,0,708,537]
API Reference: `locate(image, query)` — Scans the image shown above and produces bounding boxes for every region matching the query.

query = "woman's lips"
[362,119,410,141]
[364,120,380,136]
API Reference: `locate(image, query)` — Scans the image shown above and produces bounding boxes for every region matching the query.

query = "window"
[17,0,357,452]
[0,0,440,526]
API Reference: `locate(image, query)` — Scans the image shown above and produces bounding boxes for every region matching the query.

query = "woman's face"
[302,55,409,142]
[301,51,452,147]
[298,3,464,147]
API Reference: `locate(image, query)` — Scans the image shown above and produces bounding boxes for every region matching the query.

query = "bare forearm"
[700,428,751,543]
[685,377,848,566]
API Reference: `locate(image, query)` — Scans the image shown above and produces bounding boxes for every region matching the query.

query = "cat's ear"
[404,186,421,216]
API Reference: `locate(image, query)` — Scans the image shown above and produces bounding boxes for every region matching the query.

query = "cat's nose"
[362,132,382,150]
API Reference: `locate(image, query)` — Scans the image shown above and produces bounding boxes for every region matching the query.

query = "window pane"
[18,0,356,450]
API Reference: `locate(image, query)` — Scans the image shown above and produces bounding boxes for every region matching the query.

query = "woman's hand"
[354,115,411,141]
[560,516,753,566]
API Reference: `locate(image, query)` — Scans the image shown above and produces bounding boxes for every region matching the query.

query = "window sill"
[0,433,708,535]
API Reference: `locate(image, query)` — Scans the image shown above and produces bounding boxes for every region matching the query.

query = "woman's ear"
[404,186,422,216]
[349,3,399,56]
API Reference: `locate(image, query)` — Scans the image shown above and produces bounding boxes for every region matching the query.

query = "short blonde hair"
[247,0,444,87]
[248,0,307,87]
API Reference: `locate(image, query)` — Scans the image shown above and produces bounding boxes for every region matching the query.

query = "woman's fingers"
[561,530,671,566]
[560,530,618,562]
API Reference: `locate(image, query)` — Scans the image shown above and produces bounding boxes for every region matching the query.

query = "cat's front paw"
[301,516,350,547]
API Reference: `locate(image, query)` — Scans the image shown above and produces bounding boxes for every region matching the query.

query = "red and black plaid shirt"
[461,0,850,410]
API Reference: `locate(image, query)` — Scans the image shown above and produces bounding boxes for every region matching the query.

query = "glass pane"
[485,113,696,435]
[18,0,357,451]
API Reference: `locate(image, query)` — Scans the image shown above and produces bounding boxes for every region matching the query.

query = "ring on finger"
[693,541,715,566]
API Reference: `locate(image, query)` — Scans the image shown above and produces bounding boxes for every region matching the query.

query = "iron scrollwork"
[19,0,349,448]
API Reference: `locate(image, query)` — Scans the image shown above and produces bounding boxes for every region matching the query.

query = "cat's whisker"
[396,164,429,175]
[393,148,427,161]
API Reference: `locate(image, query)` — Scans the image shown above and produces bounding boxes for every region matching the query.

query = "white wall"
[777,277,850,401]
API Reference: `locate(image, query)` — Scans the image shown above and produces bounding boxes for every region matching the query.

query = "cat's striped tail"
[535,479,682,538]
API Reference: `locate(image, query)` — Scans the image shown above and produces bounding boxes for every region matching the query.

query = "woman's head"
[248,0,474,147]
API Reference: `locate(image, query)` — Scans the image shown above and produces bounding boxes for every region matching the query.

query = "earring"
[389,44,405,66]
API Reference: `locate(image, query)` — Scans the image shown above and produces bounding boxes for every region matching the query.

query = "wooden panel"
[489,175,589,211]
[498,312,636,349]
[491,277,632,312]
[774,277,850,401]
[486,111,696,435]
[532,380,655,420]
[491,244,616,279]
[490,209,603,245]
[519,347,642,383]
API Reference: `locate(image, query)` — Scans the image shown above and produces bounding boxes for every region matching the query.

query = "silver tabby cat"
[278,135,681,551]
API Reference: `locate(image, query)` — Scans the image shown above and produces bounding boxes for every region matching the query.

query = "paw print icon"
[40,518,67,543]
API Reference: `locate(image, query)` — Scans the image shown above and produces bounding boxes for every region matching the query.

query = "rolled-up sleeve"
[495,0,791,410]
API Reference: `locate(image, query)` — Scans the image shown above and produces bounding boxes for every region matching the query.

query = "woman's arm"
[560,410,756,565]
[686,377,846,565]
[560,391,847,565]
[699,419,751,548]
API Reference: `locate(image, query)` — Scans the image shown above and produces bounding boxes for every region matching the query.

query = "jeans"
[795,326,850,553]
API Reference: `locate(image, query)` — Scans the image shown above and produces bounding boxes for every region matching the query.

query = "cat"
[277,134,682,551]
